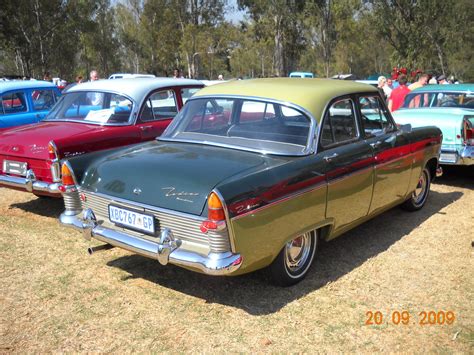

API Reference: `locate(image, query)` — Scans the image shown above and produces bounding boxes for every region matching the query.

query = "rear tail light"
[463,117,474,145]
[61,162,75,186]
[200,192,227,233]
[48,141,59,161]
[207,192,226,221]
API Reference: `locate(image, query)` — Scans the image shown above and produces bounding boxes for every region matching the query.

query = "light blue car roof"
[0,80,58,93]
[410,83,474,93]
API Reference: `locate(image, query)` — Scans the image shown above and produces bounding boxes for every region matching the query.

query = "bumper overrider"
[0,169,61,194]
[60,191,243,276]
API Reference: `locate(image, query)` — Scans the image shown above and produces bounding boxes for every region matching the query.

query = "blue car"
[0,80,61,130]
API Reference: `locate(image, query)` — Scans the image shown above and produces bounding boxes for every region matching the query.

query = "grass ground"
[0,166,472,352]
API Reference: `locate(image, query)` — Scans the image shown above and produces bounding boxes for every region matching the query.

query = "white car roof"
[66,78,203,103]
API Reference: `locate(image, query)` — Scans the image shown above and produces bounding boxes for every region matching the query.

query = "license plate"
[109,205,155,234]
[440,153,457,163]
[3,160,27,176]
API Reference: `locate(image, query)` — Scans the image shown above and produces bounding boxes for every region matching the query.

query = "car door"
[29,88,59,122]
[1,90,34,127]
[357,94,412,214]
[320,96,374,233]
[136,88,180,140]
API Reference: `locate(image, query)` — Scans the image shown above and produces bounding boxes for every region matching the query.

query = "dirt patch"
[0,168,472,352]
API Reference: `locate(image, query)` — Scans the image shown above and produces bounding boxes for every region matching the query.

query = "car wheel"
[401,167,431,211]
[269,230,318,286]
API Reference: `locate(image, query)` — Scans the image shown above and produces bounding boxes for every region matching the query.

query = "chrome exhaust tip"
[88,244,114,255]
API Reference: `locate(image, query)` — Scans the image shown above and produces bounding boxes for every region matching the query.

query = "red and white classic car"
[0,78,203,198]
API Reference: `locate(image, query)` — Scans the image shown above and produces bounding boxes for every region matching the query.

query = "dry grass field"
[0,166,473,352]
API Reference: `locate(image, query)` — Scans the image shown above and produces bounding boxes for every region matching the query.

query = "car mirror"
[399,124,412,133]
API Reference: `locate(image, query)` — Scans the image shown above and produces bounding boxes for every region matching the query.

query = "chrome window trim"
[43,90,138,126]
[79,189,207,222]
[317,96,362,150]
[160,94,318,157]
[231,179,327,221]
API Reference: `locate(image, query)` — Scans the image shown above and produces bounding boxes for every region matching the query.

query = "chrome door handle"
[140,125,153,131]
[323,153,338,162]
[370,140,383,148]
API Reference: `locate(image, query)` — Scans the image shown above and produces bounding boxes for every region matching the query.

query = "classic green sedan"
[59,79,442,286]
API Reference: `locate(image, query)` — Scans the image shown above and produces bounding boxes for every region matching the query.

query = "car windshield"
[44,91,133,124]
[402,92,474,109]
[160,97,312,155]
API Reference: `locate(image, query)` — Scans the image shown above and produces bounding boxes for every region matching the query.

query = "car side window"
[320,98,358,147]
[2,91,28,114]
[31,89,57,111]
[140,90,178,122]
[358,95,395,137]
[181,88,201,104]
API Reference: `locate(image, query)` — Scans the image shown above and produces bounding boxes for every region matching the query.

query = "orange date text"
[365,310,455,326]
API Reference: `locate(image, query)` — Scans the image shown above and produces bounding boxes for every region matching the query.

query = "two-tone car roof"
[410,83,474,93]
[193,78,377,122]
[0,80,58,93]
[67,78,204,103]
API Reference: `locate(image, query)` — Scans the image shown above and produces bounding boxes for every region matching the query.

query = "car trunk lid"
[81,141,273,216]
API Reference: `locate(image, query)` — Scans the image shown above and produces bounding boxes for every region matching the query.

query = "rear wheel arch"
[426,157,439,180]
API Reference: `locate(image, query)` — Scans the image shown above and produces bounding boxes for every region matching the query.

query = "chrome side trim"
[328,165,373,186]
[0,169,60,194]
[232,179,327,221]
[374,154,410,169]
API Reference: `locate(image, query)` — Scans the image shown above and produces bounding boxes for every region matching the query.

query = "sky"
[226,0,247,24]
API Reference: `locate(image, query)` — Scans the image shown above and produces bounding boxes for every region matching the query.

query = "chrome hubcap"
[285,232,312,272]
[413,171,427,204]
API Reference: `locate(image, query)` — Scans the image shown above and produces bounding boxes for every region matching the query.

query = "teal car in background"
[392,84,474,166]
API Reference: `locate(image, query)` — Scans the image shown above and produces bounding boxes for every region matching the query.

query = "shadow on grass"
[9,196,64,218]
[106,189,463,315]
[434,165,474,189]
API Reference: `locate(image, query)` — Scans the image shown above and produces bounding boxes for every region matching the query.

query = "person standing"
[377,76,392,100]
[437,75,449,85]
[388,74,410,112]
[408,73,428,91]
[87,70,102,105]
[89,70,99,81]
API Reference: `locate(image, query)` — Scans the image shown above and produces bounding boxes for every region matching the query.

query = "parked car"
[289,71,314,78]
[108,73,156,79]
[392,84,473,166]
[59,78,442,286]
[0,78,203,198]
[0,80,61,130]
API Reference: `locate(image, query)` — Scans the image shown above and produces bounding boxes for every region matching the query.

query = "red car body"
[0,78,203,197]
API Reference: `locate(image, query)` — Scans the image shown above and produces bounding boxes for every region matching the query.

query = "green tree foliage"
[0,0,472,81]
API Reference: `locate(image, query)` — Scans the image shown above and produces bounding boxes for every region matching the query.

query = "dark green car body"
[60,79,442,285]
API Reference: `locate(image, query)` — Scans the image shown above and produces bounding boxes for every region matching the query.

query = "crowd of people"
[39,68,458,113]
[376,72,459,112]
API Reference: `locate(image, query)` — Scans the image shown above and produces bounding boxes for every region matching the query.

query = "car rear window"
[161,97,312,155]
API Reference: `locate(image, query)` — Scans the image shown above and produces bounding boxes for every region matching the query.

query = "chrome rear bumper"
[0,169,60,194]
[61,208,243,276]
[440,146,474,166]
